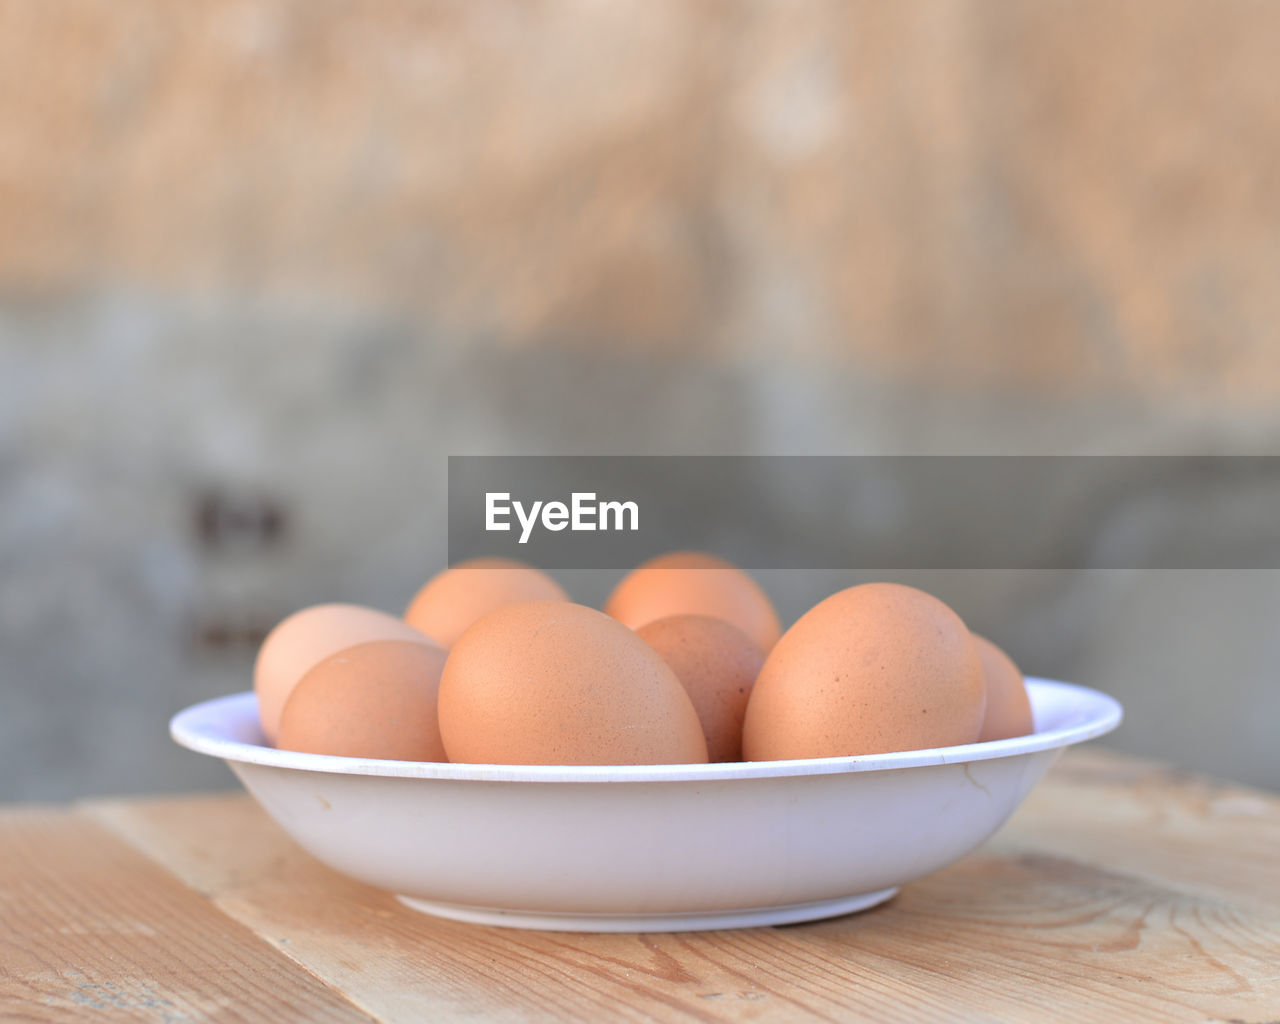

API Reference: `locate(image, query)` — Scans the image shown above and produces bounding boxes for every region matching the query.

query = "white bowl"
[170,678,1120,932]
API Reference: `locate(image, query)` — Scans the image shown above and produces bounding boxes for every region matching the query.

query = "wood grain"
[0,807,376,1024]
[995,748,1280,912]
[82,750,1280,1024]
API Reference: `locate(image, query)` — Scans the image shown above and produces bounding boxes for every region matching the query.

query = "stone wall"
[2,1,1278,798]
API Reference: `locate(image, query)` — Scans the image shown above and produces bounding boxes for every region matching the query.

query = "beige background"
[2,1,1278,798]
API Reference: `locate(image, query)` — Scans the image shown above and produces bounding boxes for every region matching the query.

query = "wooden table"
[2,749,1278,1023]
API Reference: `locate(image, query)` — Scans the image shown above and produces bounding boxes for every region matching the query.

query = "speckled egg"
[439,601,708,766]
[974,634,1034,742]
[277,640,448,761]
[637,614,764,763]
[276,640,450,757]
[254,604,438,744]
[604,551,781,652]
[742,583,986,759]
[405,558,568,648]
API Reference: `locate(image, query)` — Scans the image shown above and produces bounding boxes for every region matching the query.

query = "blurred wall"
[2,1,1279,799]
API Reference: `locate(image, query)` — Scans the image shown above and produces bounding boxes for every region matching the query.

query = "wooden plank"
[0,807,376,1024]
[86,751,1280,1024]
[996,748,1280,911]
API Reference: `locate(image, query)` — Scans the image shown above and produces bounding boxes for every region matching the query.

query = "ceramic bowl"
[170,678,1121,932]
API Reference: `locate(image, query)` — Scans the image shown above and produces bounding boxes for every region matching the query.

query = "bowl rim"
[170,677,1122,784]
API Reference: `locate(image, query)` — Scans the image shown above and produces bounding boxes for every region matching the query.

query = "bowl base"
[396,887,900,932]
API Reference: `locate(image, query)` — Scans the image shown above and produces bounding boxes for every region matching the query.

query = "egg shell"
[742,582,986,760]
[604,551,782,652]
[277,640,449,761]
[974,634,1034,742]
[637,614,764,763]
[439,600,709,766]
[405,557,569,648]
[254,603,438,744]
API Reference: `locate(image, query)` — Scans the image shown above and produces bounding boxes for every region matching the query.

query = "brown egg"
[604,551,782,652]
[405,557,569,648]
[277,640,448,761]
[254,604,438,744]
[637,615,764,762]
[743,583,986,760]
[439,601,708,765]
[974,634,1034,741]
